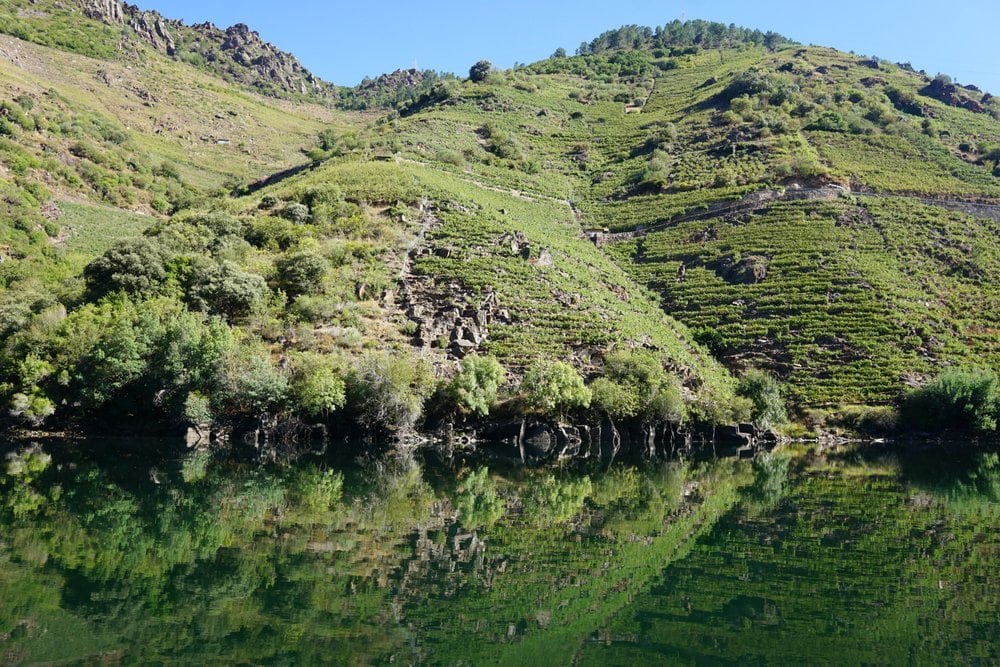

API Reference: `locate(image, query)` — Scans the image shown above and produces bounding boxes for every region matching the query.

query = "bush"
[217,339,289,414]
[186,261,268,319]
[736,369,787,429]
[902,369,1000,432]
[288,352,346,419]
[84,238,167,297]
[349,351,435,432]
[445,354,506,417]
[275,251,328,297]
[591,350,686,423]
[281,203,311,224]
[520,361,591,418]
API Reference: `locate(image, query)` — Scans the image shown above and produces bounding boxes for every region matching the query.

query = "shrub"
[349,351,435,432]
[736,369,787,429]
[84,238,167,297]
[281,203,311,224]
[445,354,506,417]
[186,261,268,319]
[183,391,213,425]
[217,339,289,414]
[591,350,686,423]
[288,352,346,419]
[520,361,591,418]
[276,251,328,297]
[902,369,1000,432]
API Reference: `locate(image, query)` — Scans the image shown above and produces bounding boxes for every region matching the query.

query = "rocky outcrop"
[398,203,513,361]
[711,253,769,284]
[83,0,175,54]
[79,0,331,98]
[920,77,986,114]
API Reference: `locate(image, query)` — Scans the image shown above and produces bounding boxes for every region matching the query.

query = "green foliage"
[591,350,686,423]
[521,474,593,526]
[349,351,435,432]
[84,238,167,297]
[186,260,268,319]
[287,465,344,514]
[275,250,328,297]
[746,451,791,510]
[575,21,793,56]
[453,467,504,528]
[217,337,289,414]
[288,352,346,419]
[469,60,493,83]
[445,354,506,417]
[520,361,591,418]
[183,391,213,425]
[737,370,787,428]
[902,369,1000,432]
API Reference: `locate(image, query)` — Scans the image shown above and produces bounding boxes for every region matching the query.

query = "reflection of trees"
[744,452,791,512]
[1,446,750,664]
[906,450,1000,512]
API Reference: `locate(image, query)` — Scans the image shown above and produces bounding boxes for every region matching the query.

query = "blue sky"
[135,1,1000,93]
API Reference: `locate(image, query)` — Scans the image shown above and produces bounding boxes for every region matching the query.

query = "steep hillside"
[0,0,335,100]
[1,15,999,438]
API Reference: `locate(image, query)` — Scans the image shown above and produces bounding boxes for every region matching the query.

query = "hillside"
[0,0,335,99]
[0,14,998,440]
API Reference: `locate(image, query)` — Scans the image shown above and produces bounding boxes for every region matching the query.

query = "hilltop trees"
[468,60,492,83]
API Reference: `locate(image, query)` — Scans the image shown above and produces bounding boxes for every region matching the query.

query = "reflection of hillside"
[0,444,750,664]
[579,455,1000,665]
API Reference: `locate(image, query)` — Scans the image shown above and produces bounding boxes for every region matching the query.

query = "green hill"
[0,11,998,438]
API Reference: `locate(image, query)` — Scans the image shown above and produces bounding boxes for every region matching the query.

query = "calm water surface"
[1,440,997,665]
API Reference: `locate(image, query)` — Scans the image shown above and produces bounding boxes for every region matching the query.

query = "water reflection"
[1,441,999,665]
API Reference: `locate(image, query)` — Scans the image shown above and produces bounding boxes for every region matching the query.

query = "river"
[1,439,997,665]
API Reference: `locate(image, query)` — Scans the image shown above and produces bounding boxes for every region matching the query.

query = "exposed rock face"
[351,68,428,104]
[83,0,175,54]
[712,254,769,284]
[79,0,331,98]
[920,78,986,114]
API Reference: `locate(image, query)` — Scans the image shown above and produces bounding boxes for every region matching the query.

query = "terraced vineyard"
[0,7,999,432]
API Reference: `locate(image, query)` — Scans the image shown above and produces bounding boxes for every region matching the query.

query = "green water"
[1,441,998,665]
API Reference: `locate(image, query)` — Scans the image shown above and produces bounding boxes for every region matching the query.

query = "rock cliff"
[81,0,332,98]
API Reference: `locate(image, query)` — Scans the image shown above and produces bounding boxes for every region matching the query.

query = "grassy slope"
[1,11,999,417]
[0,32,341,195]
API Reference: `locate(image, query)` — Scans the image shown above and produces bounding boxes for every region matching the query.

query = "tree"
[520,361,591,418]
[217,338,289,415]
[289,352,346,419]
[275,251,328,297]
[186,260,268,320]
[468,60,492,83]
[736,369,787,429]
[445,354,506,417]
[591,350,686,423]
[349,351,435,432]
[551,47,567,59]
[84,238,167,297]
